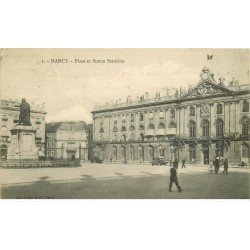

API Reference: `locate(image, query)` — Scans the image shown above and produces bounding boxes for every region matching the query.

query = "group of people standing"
[168,157,233,192]
[212,157,229,174]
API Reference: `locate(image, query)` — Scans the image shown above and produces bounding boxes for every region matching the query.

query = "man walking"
[169,160,183,192]
[181,159,186,169]
[223,159,229,175]
[174,159,179,170]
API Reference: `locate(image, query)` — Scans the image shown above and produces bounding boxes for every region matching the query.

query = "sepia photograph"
[0,48,249,199]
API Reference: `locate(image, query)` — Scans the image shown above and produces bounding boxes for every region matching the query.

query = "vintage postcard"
[0,48,249,199]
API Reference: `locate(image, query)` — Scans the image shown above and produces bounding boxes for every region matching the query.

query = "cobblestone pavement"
[0,163,249,199]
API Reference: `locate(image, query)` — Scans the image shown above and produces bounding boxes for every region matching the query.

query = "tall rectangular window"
[130,114,135,122]
[189,146,196,161]
[217,104,223,114]
[139,113,144,122]
[190,107,195,116]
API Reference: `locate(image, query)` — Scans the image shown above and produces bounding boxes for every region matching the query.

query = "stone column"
[224,103,230,135]
[179,107,184,137]
[176,107,180,136]
[235,100,241,135]
[183,106,188,137]
[196,105,202,137]
[210,103,215,137]
[229,102,235,134]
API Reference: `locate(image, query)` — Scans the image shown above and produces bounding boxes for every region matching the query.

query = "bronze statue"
[19,98,31,126]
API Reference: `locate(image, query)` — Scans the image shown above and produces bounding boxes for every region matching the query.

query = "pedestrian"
[170,157,173,167]
[214,157,220,174]
[169,160,183,192]
[240,160,245,168]
[181,159,186,169]
[174,159,179,170]
[223,159,229,175]
[192,158,195,165]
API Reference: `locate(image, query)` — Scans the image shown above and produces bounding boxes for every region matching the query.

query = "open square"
[1,164,249,199]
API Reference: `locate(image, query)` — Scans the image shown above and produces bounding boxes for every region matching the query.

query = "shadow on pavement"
[1,171,249,199]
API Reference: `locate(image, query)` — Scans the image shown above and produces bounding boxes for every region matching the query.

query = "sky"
[0,49,249,123]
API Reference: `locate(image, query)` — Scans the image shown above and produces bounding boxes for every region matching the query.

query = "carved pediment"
[181,80,234,100]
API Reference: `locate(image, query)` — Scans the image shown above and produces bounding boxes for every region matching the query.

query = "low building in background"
[0,99,46,159]
[45,121,92,160]
[92,68,250,165]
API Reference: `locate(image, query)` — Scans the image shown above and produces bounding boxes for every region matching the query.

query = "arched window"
[139,124,144,130]
[113,133,118,141]
[159,145,164,157]
[202,119,210,137]
[242,100,249,112]
[169,121,176,128]
[241,144,249,160]
[129,133,135,141]
[217,104,223,114]
[148,123,154,129]
[130,146,135,160]
[112,146,117,160]
[190,107,195,116]
[148,145,154,161]
[139,133,144,141]
[121,146,126,160]
[158,122,165,129]
[138,145,144,160]
[99,127,104,133]
[216,118,224,137]
[121,134,126,141]
[189,145,196,162]
[130,124,135,131]
[121,125,126,131]
[113,127,118,132]
[241,117,249,135]
[189,121,196,138]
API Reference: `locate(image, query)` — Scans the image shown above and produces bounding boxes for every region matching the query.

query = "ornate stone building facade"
[92,68,250,165]
[0,99,46,159]
[45,121,92,160]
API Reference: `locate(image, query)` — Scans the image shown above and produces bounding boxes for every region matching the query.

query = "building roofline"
[92,90,249,114]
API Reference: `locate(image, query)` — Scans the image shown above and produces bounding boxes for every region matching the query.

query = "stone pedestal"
[7,125,38,160]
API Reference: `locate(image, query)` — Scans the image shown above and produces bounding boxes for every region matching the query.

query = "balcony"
[145,129,154,136]
[155,128,165,136]
[166,128,176,135]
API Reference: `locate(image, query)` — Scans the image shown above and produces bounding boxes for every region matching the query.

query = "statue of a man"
[19,98,31,126]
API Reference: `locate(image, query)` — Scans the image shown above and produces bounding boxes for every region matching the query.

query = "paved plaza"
[0,163,249,199]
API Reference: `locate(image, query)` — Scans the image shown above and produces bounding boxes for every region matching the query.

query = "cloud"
[46,106,92,123]
[84,61,201,106]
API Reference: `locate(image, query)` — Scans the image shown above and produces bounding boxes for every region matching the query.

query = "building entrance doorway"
[148,146,154,162]
[203,148,209,164]
[67,150,76,160]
